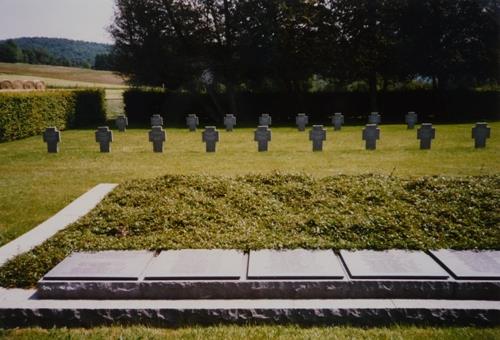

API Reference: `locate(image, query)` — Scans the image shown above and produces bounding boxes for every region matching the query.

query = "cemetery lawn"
[1,325,500,339]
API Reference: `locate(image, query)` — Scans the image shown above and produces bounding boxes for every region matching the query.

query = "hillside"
[1,37,111,68]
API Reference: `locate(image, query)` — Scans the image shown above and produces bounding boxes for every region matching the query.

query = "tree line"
[110,0,499,111]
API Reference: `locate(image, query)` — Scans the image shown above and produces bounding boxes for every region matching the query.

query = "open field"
[1,325,499,339]
[0,124,498,247]
[0,62,126,87]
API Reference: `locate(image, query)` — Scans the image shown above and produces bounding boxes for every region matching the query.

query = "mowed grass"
[0,124,498,247]
[1,325,499,340]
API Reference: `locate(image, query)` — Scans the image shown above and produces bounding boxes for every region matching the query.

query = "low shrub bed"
[0,173,498,287]
[0,89,106,142]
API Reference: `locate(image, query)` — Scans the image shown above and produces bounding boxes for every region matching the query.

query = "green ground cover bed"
[1,325,499,339]
[1,173,498,288]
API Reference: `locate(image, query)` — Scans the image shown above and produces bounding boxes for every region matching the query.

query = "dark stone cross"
[362,124,380,150]
[149,126,166,152]
[254,126,272,152]
[150,115,163,127]
[202,126,219,152]
[95,126,113,153]
[224,114,237,131]
[368,112,381,125]
[115,115,128,132]
[405,112,418,129]
[309,125,326,151]
[296,113,309,131]
[259,114,272,126]
[472,122,491,148]
[186,114,199,131]
[332,112,344,131]
[417,123,436,149]
[42,127,61,153]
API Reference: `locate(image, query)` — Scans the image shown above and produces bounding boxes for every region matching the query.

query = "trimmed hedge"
[124,89,500,126]
[0,89,106,142]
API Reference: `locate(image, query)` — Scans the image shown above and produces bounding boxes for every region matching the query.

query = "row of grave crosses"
[42,122,491,153]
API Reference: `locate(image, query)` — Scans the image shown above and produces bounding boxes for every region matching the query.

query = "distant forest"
[0,37,114,70]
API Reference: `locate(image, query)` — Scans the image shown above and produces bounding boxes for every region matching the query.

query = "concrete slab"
[0,184,117,267]
[340,250,449,279]
[43,251,154,281]
[144,250,243,280]
[248,249,344,279]
[430,250,500,280]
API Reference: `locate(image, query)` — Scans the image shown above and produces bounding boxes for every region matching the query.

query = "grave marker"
[472,122,491,148]
[224,114,237,131]
[259,113,272,126]
[296,113,309,131]
[95,126,113,153]
[417,123,435,149]
[150,114,163,127]
[332,112,344,131]
[368,112,381,125]
[309,125,326,151]
[186,114,199,131]
[115,115,128,132]
[42,127,61,153]
[405,112,418,129]
[430,250,500,280]
[149,126,166,152]
[362,124,380,150]
[254,125,272,152]
[340,250,449,279]
[202,126,219,152]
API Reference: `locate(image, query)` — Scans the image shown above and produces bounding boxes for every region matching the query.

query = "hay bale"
[34,80,46,90]
[0,80,13,89]
[12,80,24,89]
[23,80,36,90]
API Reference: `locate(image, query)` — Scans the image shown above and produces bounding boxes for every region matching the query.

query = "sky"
[0,0,115,44]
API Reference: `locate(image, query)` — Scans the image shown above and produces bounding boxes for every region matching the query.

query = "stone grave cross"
[405,112,418,129]
[42,127,61,153]
[151,115,163,127]
[296,113,309,131]
[417,123,435,149]
[332,112,344,131]
[472,122,491,148]
[186,114,199,131]
[115,115,128,132]
[254,126,272,152]
[368,112,381,125]
[362,124,380,150]
[309,125,326,151]
[224,114,237,131]
[202,126,219,152]
[259,114,272,126]
[95,126,113,153]
[149,126,166,152]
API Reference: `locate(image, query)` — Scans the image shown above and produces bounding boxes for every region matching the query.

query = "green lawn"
[1,325,499,340]
[0,124,498,247]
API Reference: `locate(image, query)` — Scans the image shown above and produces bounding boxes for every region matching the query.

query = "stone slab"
[430,250,500,280]
[340,250,449,279]
[0,184,117,267]
[248,249,344,279]
[144,250,243,280]
[43,251,154,281]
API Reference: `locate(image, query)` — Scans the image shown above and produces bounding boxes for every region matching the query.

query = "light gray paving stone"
[248,249,344,279]
[430,250,500,280]
[144,249,243,280]
[43,251,154,281]
[340,250,449,279]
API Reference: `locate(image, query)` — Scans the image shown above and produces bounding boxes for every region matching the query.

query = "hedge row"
[0,89,106,142]
[124,89,499,126]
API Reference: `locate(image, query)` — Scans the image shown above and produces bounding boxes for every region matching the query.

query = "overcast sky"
[0,0,115,44]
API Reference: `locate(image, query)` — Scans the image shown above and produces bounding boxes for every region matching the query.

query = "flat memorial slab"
[248,249,344,279]
[430,250,500,280]
[144,249,243,280]
[340,250,449,279]
[43,251,154,281]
